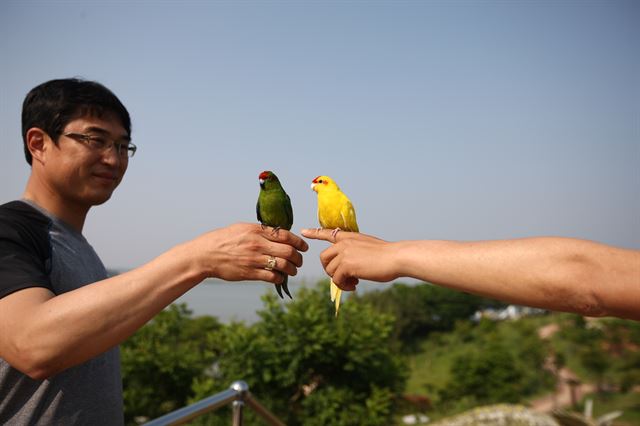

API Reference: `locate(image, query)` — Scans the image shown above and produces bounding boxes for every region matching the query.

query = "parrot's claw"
[275,283,284,299]
[282,280,293,299]
[270,226,281,236]
[331,228,342,240]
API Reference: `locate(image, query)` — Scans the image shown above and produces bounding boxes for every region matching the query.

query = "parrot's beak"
[310,183,317,192]
[259,178,265,189]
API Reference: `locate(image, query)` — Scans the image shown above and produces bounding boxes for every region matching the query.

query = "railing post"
[231,381,248,426]
[232,400,244,425]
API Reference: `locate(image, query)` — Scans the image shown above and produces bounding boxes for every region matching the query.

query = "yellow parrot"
[311,175,359,316]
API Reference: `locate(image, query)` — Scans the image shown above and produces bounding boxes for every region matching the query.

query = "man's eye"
[88,136,108,148]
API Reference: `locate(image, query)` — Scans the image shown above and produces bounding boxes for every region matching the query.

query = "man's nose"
[101,143,124,166]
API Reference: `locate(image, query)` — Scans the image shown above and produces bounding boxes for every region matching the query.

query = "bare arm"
[0,223,307,379]
[301,228,640,321]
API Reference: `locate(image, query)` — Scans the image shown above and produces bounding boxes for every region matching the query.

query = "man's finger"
[264,244,304,267]
[255,269,286,285]
[264,227,309,251]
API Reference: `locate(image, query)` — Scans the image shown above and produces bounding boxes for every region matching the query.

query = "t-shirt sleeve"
[0,206,53,299]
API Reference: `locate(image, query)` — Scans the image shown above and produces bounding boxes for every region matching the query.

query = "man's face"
[44,113,130,207]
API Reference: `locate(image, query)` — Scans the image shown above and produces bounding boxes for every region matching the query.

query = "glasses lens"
[113,143,136,158]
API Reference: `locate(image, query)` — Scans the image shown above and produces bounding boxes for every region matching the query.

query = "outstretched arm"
[0,223,307,379]
[301,228,640,321]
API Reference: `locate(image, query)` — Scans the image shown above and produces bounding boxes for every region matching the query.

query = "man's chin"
[86,191,114,206]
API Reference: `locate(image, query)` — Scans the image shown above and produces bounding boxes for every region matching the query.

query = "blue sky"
[1,0,638,281]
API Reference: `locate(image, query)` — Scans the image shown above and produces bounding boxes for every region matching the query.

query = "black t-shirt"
[0,200,53,298]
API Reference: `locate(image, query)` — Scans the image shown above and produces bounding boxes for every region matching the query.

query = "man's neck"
[23,176,89,232]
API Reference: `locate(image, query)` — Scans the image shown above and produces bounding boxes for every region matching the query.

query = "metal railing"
[143,380,285,426]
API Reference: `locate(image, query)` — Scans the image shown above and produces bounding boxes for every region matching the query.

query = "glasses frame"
[62,132,137,158]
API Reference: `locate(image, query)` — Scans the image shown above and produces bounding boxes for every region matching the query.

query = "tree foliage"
[556,315,640,391]
[120,304,223,424]
[436,319,553,413]
[190,283,406,426]
[120,282,639,425]
[356,282,505,350]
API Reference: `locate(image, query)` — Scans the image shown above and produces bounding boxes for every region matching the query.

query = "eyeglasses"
[63,133,137,158]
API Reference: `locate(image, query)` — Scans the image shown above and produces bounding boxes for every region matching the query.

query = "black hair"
[21,78,131,165]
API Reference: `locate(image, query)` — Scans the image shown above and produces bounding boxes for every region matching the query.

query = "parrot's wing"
[340,200,359,232]
[256,198,263,224]
[284,192,294,230]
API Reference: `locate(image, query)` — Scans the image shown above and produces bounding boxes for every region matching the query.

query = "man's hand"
[301,228,400,290]
[194,223,308,283]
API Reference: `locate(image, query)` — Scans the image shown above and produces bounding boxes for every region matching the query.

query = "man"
[0,78,308,425]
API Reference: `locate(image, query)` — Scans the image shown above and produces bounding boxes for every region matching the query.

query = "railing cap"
[231,380,249,395]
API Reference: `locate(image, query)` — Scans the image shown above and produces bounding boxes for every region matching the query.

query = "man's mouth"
[93,172,118,182]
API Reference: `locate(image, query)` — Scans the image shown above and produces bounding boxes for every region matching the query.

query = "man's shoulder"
[0,200,51,249]
[0,201,53,298]
[0,200,50,227]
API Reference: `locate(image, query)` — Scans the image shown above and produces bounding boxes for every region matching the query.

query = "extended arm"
[301,229,640,321]
[0,224,307,379]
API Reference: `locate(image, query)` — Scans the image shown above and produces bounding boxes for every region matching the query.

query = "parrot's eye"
[318,179,323,183]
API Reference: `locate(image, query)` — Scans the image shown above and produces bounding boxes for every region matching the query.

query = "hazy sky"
[1,0,638,281]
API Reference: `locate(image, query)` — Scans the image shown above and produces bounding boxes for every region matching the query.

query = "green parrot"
[256,170,294,299]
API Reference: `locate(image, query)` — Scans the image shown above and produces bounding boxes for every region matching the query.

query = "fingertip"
[295,235,309,252]
[300,228,315,238]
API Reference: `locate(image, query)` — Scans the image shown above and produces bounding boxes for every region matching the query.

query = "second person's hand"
[301,228,402,291]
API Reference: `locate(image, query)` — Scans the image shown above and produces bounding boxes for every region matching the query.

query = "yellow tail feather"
[330,280,342,317]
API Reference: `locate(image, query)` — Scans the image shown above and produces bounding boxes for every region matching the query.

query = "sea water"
[171,277,385,323]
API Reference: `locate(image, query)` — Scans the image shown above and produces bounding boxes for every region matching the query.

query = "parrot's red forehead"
[259,171,271,180]
[312,176,329,185]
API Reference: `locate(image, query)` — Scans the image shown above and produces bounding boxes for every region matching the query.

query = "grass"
[404,334,457,396]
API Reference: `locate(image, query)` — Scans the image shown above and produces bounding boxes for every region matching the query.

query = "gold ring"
[265,256,277,271]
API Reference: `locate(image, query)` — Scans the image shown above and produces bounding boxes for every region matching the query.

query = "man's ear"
[26,128,49,164]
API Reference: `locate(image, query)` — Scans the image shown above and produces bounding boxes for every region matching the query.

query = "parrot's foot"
[275,283,284,299]
[331,228,342,240]
[270,226,281,236]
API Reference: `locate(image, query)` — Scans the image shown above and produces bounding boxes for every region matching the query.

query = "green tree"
[437,320,552,413]
[445,342,525,406]
[191,283,407,426]
[357,283,505,350]
[121,304,223,424]
[604,319,640,391]
[557,315,611,389]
